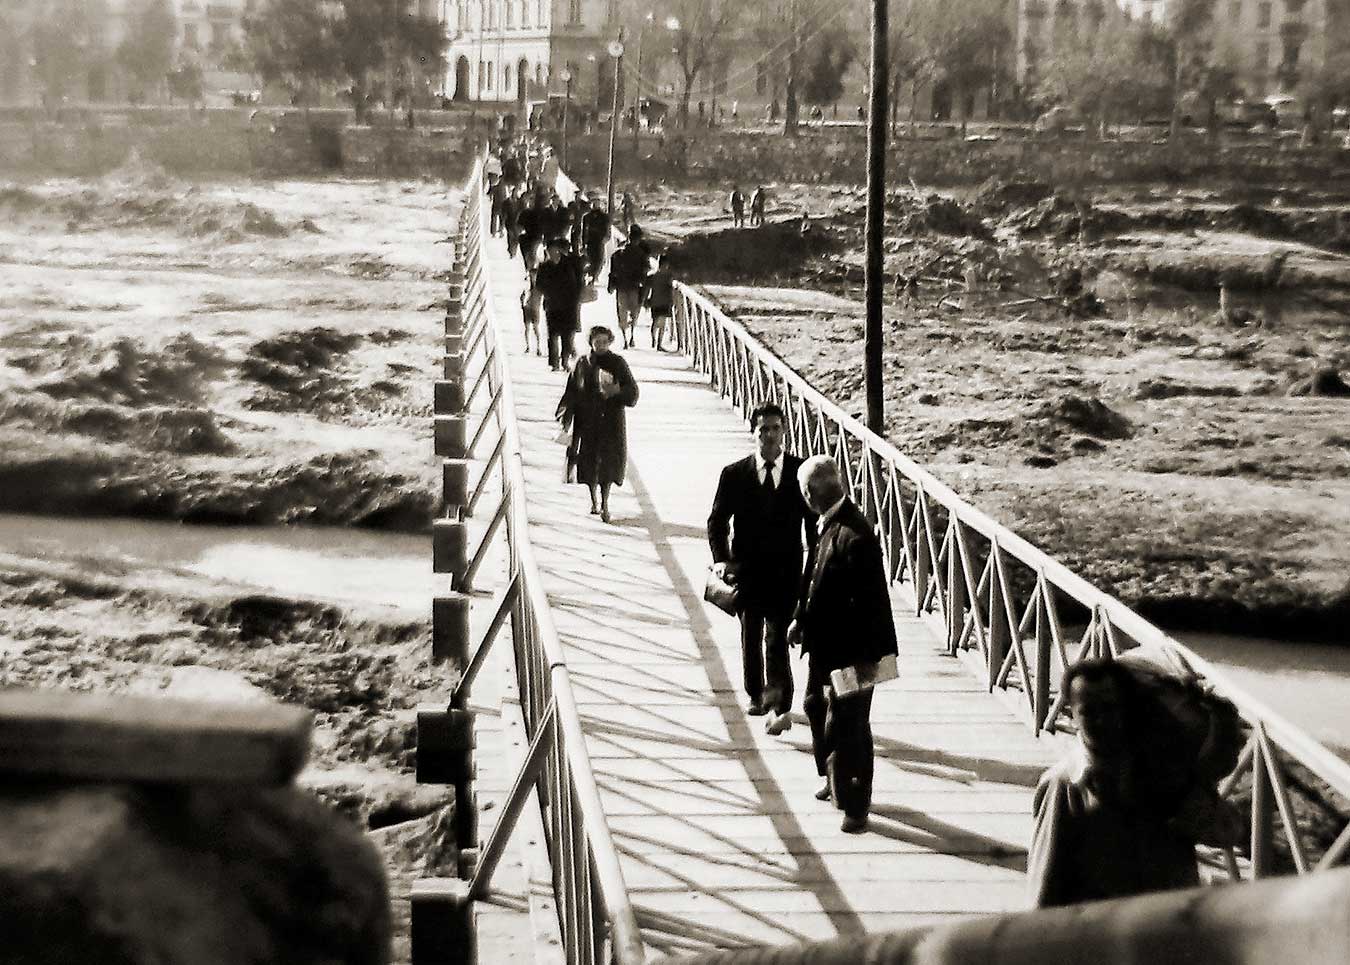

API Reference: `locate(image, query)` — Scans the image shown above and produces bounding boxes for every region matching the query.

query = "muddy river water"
[2,512,1344,758]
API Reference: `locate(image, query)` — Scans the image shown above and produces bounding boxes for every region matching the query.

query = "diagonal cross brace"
[450,573,522,710]
[456,492,509,593]
[469,699,557,899]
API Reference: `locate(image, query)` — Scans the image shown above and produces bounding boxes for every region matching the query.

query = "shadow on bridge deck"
[480,233,1067,958]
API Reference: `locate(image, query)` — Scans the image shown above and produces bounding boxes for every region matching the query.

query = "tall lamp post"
[863,0,887,434]
[605,34,625,215]
[560,65,574,170]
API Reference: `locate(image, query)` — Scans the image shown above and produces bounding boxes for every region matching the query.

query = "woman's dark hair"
[629,225,643,239]
[588,325,614,344]
[1061,658,1137,707]
[749,402,786,429]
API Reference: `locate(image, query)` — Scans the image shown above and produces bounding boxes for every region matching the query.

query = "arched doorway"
[517,58,528,105]
[931,79,953,122]
[453,56,470,102]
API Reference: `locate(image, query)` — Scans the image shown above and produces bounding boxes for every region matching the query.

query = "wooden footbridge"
[408,161,1350,964]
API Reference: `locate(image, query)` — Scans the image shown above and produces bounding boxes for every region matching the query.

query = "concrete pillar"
[432,518,467,578]
[434,416,468,459]
[410,879,474,965]
[434,380,466,415]
[415,705,475,787]
[432,594,471,667]
[442,460,470,514]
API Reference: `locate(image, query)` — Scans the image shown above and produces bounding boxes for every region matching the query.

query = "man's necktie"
[762,460,776,499]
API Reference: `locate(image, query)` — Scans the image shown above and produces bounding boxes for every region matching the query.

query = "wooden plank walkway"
[479,234,1069,959]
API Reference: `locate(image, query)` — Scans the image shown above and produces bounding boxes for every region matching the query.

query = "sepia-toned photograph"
[0,0,1347,962]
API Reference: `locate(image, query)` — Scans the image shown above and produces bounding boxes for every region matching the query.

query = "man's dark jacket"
[608,241,651,292]
[796,499,898,671]
[707,453,815,612]
[535,255,584,325]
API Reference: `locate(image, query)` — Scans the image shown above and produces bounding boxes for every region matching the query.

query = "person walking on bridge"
[708,404,817,734]
[556,326,639,523]
[789,455,898,834]
[608,226,651,350]
[536,238,584,370]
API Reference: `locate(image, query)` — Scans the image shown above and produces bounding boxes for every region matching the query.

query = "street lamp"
[863,0,888,434]
[605,34,625,215]
[560,65,574,169]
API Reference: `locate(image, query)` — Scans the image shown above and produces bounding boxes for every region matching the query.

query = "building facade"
[443,0,624,105]
[1018,0,1332,100]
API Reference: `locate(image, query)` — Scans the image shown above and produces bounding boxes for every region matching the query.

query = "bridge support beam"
[434,380,466,415]
[442,460,470,514]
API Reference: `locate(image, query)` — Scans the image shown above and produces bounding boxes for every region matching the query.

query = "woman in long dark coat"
[556,326,639,523]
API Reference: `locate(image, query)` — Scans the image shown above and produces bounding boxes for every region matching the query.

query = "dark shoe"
[814,783,831,802]
[746,701,768,717]
[841,814,868,834]
[600,509,611,523]
[589,506,600,515]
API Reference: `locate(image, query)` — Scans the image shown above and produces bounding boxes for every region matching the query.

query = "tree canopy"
[117,0,177,103]
[800,24,858,107]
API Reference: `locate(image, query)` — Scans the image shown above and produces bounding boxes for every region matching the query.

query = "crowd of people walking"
[481,136,1245,908]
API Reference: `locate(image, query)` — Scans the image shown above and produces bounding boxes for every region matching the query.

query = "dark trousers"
[803,659,875,819]
[739,604,793,714]
[546,317,576,369]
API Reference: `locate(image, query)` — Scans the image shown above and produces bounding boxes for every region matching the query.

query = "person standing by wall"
[789,455,898,834]
[708,404,818,734]
[729,185,746,229]
[555,326,639,523]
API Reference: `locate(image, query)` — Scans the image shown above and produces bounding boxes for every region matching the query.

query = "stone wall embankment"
[557,128,1350,188]
[0,109,492,179]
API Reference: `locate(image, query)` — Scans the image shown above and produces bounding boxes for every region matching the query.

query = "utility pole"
[632,12,652,162]
[784,0,799,135]
[561,66,574,169]
[864,0,887,434]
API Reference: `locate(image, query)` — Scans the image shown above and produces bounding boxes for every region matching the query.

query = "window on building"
[479,60,486,88]
[535,63,543,85]
[487,60,494,89]
[1257,1,1271,25]
[569,0,582,24]
[506,0,514,26]
[538,0,546,27]
[1228,0,1241,20]
[1283,41,1301,67]
[183,23,200,48]
[1255,40,1270,65]
[755,59,766,96]
[1285,0,1305,12]
[504,64,512,89]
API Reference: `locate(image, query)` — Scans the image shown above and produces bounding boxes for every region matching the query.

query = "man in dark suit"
[789,455,898,833]
[708,403,817,734]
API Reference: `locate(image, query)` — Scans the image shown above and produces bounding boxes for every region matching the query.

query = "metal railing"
[425,159,645,964]
[672,281,1350,880]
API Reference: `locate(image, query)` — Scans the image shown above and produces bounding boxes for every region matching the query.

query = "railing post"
[946,520,966,656]
[1251,730,1275,878]
[987,541,1010,692]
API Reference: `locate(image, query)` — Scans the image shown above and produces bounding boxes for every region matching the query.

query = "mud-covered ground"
[0,162,460,960]
[637,178,1350,639]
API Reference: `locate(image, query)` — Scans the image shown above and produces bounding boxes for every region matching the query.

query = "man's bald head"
[797,455,845,513]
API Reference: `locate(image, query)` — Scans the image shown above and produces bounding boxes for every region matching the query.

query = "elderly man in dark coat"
[788,455,898,833]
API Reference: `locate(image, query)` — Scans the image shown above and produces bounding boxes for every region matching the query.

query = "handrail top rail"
[676,280,1350,800]
[466,157,646,963]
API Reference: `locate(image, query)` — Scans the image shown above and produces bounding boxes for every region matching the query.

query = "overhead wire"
[619,0,856,102]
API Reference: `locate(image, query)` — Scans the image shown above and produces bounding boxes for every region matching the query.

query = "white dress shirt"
[817,495,847,533]
[753,451,782,490]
